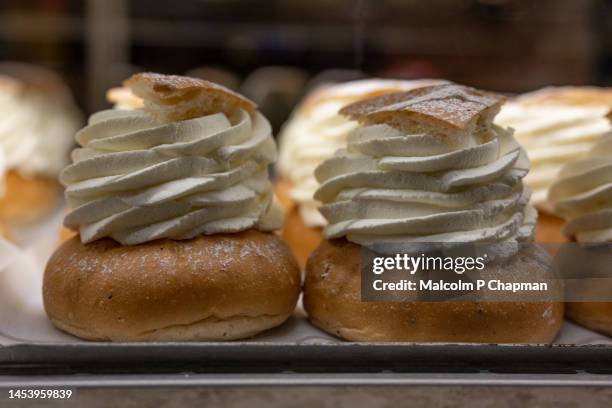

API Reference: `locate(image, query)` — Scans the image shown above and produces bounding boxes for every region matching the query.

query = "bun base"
[50,313,292,342]
[566,303,612,337]
[304,238,563,343]
[44,231,301,342]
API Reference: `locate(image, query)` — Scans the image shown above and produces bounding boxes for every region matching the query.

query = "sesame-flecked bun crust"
[44,230,301,341]
[566,302,612,337]
[304,238,564,343]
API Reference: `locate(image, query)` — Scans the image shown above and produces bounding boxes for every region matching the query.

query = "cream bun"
[547,106,612,336]
[276,78,447,266]
[44,73,300,341]
[0,64,81,224]
[496,87,612,245]
[304,84,563,343]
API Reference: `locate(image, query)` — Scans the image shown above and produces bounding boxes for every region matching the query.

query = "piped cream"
[62,107,282,245]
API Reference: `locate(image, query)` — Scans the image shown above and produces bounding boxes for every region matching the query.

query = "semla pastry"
[304,84,563,343]
[0,64,81,225]
[277,78,446,265]
[548,107,612,336]
[495,87,612,244]
[44,73,301,341]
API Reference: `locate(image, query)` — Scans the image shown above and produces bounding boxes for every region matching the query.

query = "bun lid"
[124,72,256,122]
[339,83,505,133]
[298,78,448,114]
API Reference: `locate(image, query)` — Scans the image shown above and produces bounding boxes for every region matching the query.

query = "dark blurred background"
[1,0,611,130]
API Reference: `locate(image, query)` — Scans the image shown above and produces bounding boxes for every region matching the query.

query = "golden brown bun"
[536,212,566,243]
[124,72,256,122]
[536,212,567,256]
[273,178,323,268]
[304,239,564,343]
[273,177,295,213]
[566,303,612,336]
[44,230,301,341]
[282,206,323,269]
[59,225,77,242]
[0,170,60,224]
[339,84,505,134]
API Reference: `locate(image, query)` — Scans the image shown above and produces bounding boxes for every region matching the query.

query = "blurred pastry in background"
[495,87,612,244]
[0,147,8,240]
[241,66,309,132]
[277,78,447,266]
[549,126,612,243]
[0,144,5,197]
[106,86,144,110]
[305,69,365,90]
[548,114,612,336]
[0,222,9,241]
[0,63,82,225]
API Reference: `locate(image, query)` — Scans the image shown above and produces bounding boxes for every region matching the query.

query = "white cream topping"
[0,77,81,177]
[314,122,536,254]
[495,103,611,212]
[277,79,445,227]
[549,129,612,243]
[278,99,356,226]
[61,108,282,245]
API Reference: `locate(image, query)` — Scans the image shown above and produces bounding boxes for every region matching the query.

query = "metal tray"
[2,341,612,372]
[2,305,612,388]
[2,342,612,387]
[2,316,612,377]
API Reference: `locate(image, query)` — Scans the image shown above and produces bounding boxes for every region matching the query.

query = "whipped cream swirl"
[61,108,282,245]
[495,103,611,212]
[278,97,357,226]
[314,122,536,254]
[549,129,612,243]
[278,79,445,227]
